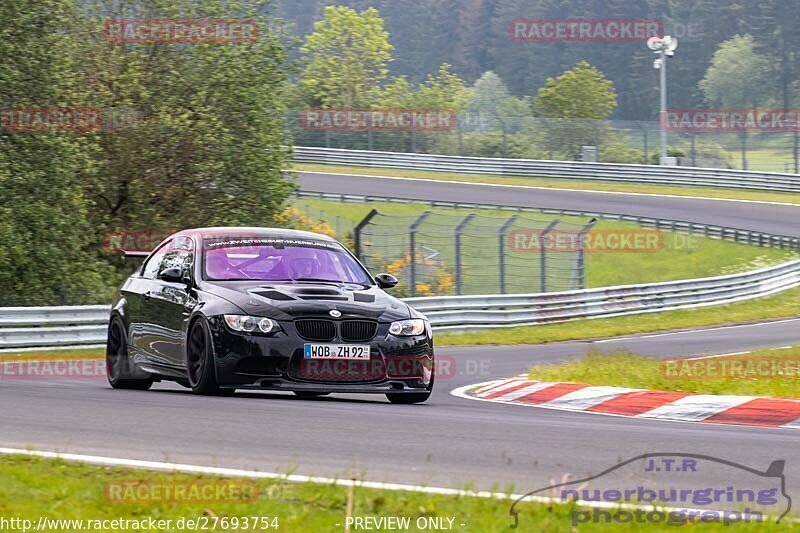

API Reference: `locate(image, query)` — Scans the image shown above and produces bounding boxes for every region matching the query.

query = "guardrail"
[3,259,800,349]
[0,306,109,351]
[293,146,800,193]
[406,259,800,330]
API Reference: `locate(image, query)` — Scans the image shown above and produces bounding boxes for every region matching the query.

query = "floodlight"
[645,35,677,165]
[665,36,678,51]
[646,37,663,50]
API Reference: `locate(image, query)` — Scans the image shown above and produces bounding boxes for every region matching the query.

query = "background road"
[3,172,800,500]
[296,171,800,237]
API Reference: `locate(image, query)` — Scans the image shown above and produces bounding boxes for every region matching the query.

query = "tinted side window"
[143,236,195,281]
[142,240,173,279]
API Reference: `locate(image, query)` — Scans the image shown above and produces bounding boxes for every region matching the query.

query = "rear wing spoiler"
[121,250,151,258]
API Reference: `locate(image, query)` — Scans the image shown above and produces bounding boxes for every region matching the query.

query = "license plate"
[303,343,371,360]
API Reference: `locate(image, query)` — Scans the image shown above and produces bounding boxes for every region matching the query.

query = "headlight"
[224,315,277,334]
[389,319,426,336]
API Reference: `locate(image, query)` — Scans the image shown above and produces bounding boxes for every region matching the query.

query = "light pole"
[647,36,678,165]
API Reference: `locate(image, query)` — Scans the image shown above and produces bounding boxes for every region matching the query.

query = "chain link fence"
[351,210,594,297]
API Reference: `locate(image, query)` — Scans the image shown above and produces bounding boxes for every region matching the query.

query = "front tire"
[386,391,431,404]
[386,370,434,404]
[187,319,222,395]
[106,319,153,391]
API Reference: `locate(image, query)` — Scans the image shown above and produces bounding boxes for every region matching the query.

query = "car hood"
[199,281,412,322]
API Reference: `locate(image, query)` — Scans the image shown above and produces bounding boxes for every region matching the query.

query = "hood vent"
[353,293,375,303]
[252,290,295,301]
[295,287,341,296]
[294,287,347,301]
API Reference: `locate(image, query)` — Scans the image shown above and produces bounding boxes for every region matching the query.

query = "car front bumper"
[208,318,434,393]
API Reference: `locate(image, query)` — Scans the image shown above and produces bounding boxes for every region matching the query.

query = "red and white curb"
[451,376,800,429]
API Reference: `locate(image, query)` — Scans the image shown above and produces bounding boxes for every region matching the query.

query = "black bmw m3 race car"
[106,228,434,403]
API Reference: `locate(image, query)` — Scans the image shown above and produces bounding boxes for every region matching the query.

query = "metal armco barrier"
[293,146,800,193]
[2,259,800,348]
[406,259,800,331]
[0,306,109,351]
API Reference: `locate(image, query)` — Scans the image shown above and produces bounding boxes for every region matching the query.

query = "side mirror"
[375,273,398,289]
[159,267,187,284]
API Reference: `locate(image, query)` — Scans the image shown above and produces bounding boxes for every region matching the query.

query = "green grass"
[1,454,796,532]
[290,162,800,205]
[741,149,796,173]
[0,348,104,362]
[294,197,798,290]
[528,347,800,399]
[437,285,800,346]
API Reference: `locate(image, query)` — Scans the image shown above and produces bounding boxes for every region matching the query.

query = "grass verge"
[0,348,104,362]
[436,285,800,346]
[0,454,795,532]
[293,197,798,289]
[290,163,800,206]
[528,347,800,399]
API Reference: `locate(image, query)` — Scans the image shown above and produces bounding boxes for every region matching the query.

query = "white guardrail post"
[2,260,800,349]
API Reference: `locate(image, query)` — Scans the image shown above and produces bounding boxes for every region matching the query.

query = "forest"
[275,0,800,120]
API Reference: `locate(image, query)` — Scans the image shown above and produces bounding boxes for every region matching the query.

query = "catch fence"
[352,210,594,297]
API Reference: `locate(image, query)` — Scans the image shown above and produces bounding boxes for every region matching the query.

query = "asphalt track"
[2,172,800,507]
[296,171,800,237]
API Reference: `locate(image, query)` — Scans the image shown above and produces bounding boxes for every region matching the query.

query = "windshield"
[203,238,371,284]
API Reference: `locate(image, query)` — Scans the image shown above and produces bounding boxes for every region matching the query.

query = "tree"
[0,0,112,305]
[79,0,296,239]
[699,34,776,169]
[0,0,297,305]
[299,6,393,108]
[699,34,775,108]
[367,64,470,154]
[533,61,618,160]
[534,61,618,120]
[470,71,510,128]
[409,64,472,112]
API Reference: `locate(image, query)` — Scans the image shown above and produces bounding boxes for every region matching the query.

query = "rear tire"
[187,319,222,395]
[106,319,153,391]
